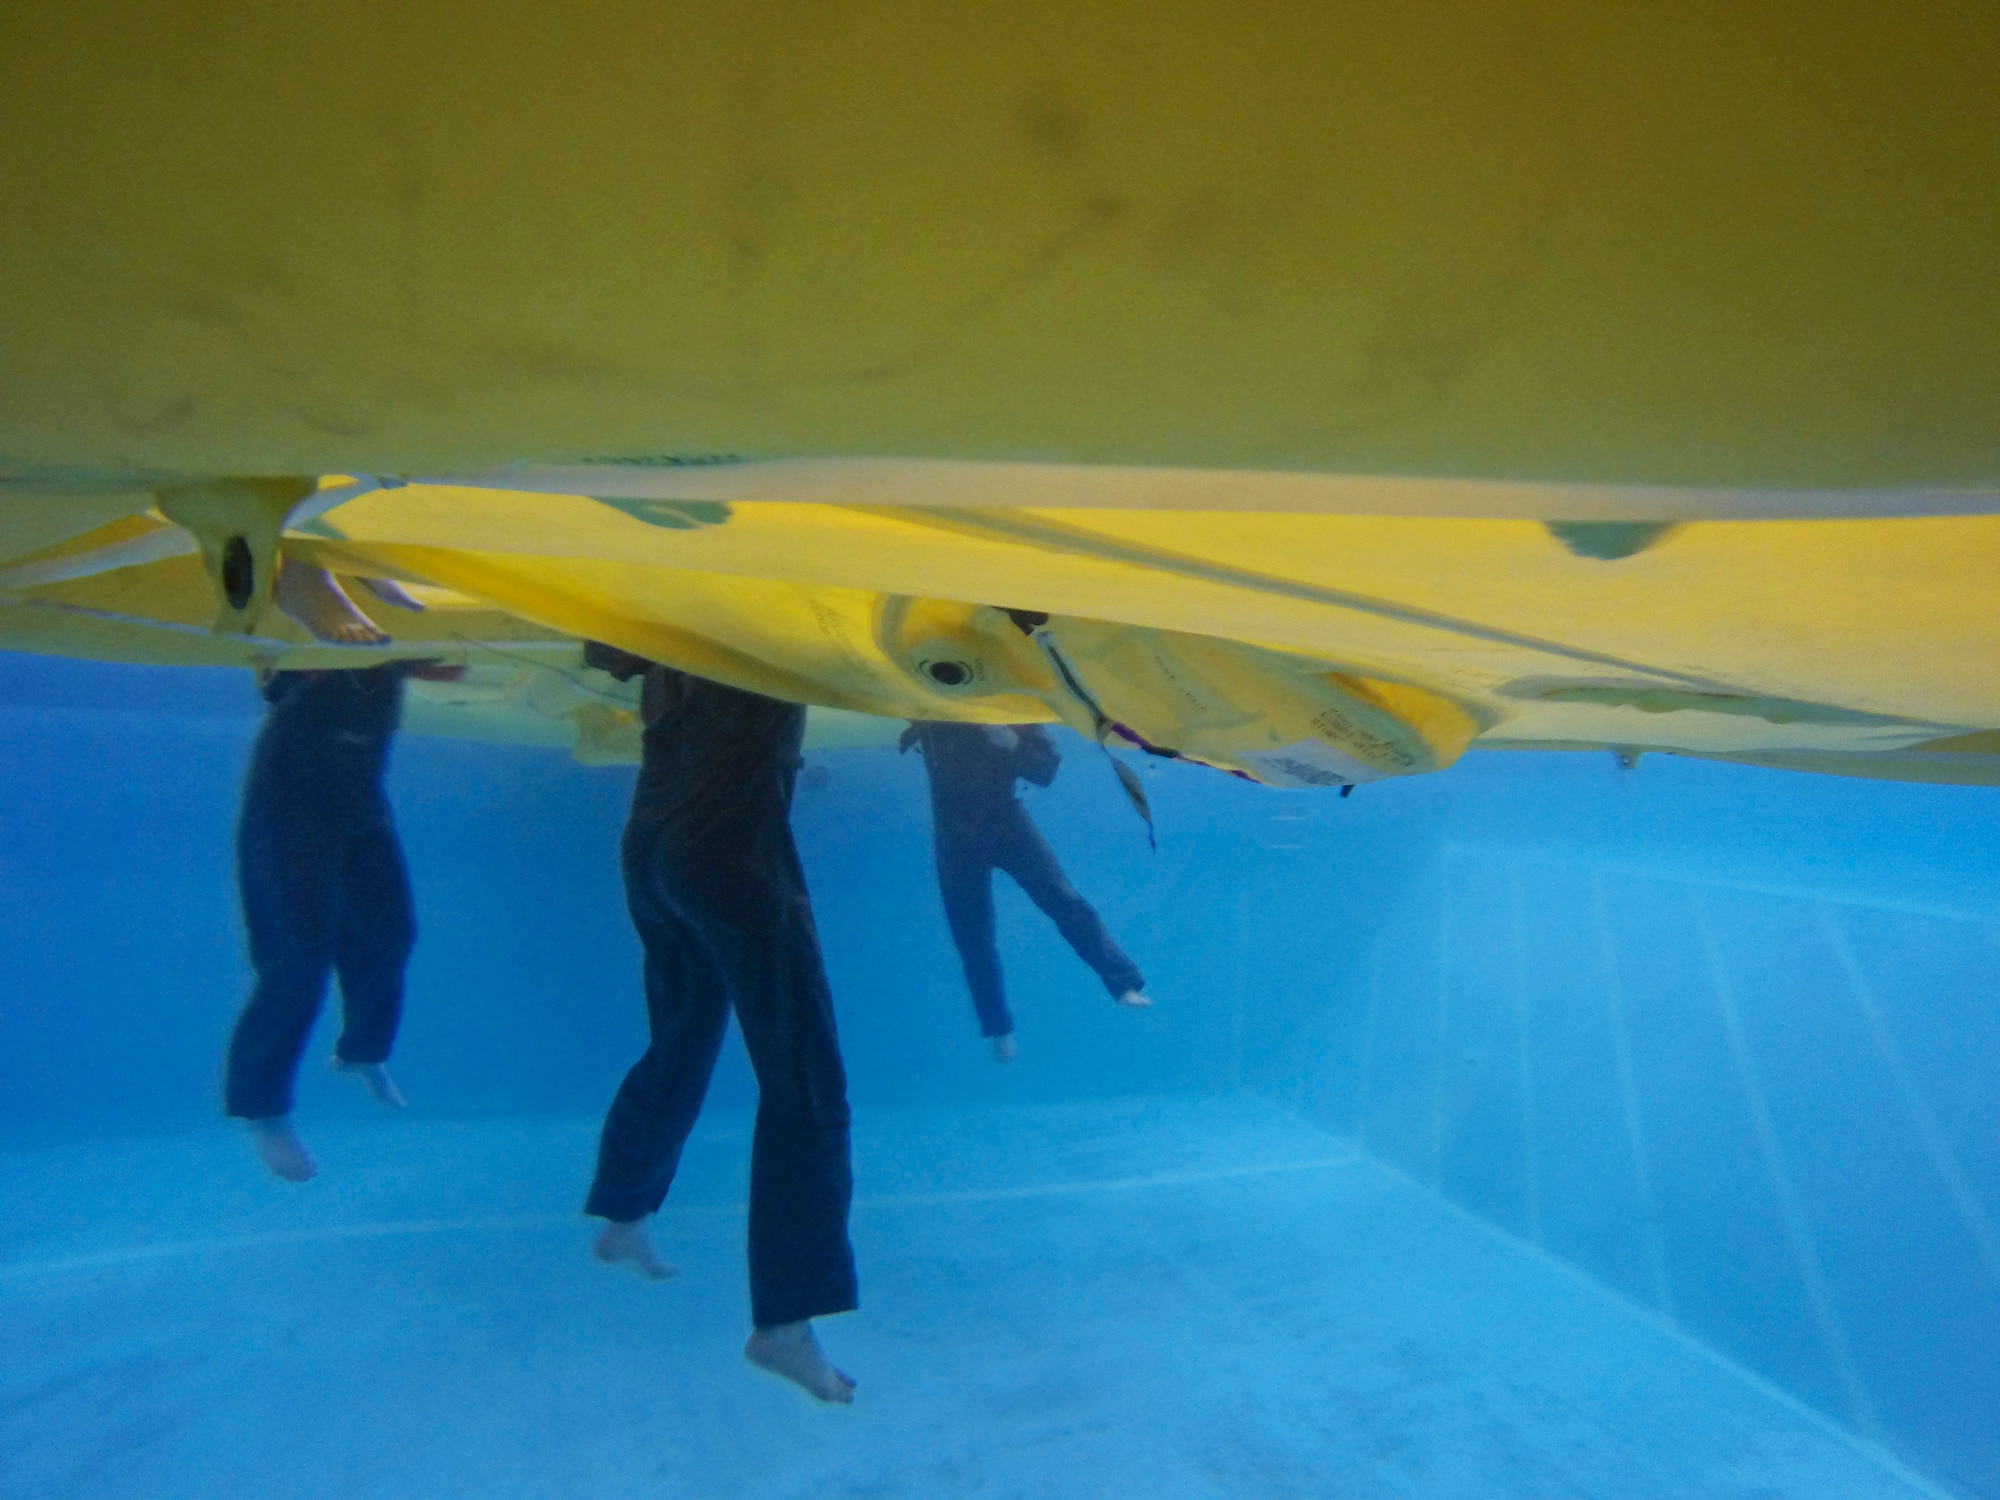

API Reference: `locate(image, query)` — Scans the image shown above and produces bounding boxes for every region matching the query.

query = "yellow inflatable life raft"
[881,598,1475,785]
[0,6,1995,786]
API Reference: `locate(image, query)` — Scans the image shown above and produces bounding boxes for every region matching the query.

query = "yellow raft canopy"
[4,465,1999,788]
[1,5,1996,784]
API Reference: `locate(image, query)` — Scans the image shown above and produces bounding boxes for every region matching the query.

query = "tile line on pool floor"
[0,1152,1356,1285]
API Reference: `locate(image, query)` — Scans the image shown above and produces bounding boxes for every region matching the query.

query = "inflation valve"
[154,477,318,634]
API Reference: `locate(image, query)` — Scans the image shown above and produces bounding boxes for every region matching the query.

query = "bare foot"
[273,561,388,645]
[592,1219,678,1281]
[332,1057,406,1109]
[354,577,425,613]
[744,1321,855,1404]
[991,1032,1018,1064]
[1115,989,1152,1009]
[245,1117,316,1182]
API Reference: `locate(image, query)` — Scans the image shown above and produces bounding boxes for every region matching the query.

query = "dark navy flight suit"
[903,721,1144,1039]
[583,649,857,1331]
[224,664,416,1121]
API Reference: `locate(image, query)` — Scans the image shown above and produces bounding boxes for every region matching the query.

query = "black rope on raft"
[1002,608,1157,851]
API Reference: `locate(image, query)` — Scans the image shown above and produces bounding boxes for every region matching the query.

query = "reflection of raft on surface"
[3,472,1998,788]
[395,656,905,763]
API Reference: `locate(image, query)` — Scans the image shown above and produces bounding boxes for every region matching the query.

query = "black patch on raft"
[1545,521,1679,560]
[220,535,254,610]
[590,498,733,531]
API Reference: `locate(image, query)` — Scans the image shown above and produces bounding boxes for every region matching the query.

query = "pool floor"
[0,1094,1945,1499]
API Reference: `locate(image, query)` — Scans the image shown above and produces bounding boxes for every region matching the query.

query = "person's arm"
[1013,724,1061,787]
[581,639,655,682]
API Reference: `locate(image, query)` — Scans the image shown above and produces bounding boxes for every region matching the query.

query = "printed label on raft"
[1307,704,1418,770]
[1236,739,1385,789]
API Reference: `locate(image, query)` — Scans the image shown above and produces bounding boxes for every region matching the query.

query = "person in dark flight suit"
[223,563,452,1183]
[582,643,859,1405]
[225,664,418,1180]
[902,721,1149,1062]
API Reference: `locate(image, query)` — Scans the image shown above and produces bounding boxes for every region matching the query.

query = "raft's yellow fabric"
[1,5,1996,781]
[297,483,2000,743]
[2,3,1997,489]
[3,478,1997,784]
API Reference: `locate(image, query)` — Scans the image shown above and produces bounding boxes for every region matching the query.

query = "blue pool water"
[1,652,1995,1498]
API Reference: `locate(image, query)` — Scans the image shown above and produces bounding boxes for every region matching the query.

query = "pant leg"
[935,834,1012,1038]
[329,816,416,1066]
[681,839,857,1328]
[224,772,344,1119]
[584,819,733,1223]
[994,806,1146,998]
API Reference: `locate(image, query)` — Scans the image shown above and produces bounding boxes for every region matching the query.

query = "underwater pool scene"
[5,12,2000,1495]
[2,651,1995,1499]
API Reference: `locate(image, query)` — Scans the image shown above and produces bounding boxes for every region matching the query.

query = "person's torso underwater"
[249,663,409,828]
[906,722,1059,838]
[578,643,806,855]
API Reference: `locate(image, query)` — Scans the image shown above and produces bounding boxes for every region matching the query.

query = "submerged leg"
[226,954,335,1127]
[995,809,1149,1006]
[727,868,858,1399]
[585,823,732,1242]
[273,561,389,645]
[698,847,858,1370]
[331,1058,406,1109]
[226,769,341,1175]
[744,1320,855,1405]
[592,1217,678,1281]
[330,821,416,1109]
[244,1116,317,1182]
[228,897,334,1178]
[936,839,1013,1041]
